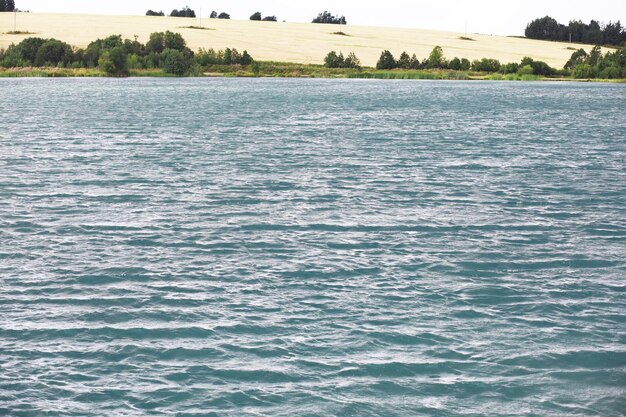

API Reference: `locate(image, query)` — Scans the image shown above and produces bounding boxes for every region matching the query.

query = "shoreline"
[1,66,624,83]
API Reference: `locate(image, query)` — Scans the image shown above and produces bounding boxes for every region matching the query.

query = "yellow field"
[0,13,602,68]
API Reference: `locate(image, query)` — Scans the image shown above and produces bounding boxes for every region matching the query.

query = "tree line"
[145,9,339,23]
[325,46,625,79]
[525,16,626,46]
[369,47,561,75]
[146,7,230,19]
[0,0,16,12]
[0,32,254,76]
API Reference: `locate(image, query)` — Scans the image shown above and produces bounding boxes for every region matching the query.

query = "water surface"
[1,78,625,416]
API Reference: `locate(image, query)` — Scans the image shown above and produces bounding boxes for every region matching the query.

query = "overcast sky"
[15,0,626,36]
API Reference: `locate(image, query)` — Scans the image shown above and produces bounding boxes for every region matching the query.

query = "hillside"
[0,13,603,68]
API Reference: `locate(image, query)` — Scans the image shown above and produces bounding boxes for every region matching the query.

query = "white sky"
[15,0,626,36]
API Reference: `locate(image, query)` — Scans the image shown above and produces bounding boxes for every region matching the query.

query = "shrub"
[600,66,622,79]
[0,46,28,67]
[250,12,261,21]
[262,16,277,22]
[518,65,534,75]
[376,50,396,70]
[218,12,230,19]
[146,10,165,16]
[572,63,596,78]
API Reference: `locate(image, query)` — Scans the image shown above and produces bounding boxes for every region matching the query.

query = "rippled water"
[1,78,625,416]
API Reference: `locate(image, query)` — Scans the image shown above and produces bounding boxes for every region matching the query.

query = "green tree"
[324,51,342,68]
[240,50,253,65]
[500,62,520,74]
[223,48,232,65]
[397,52,411,69]
[587,45,602,66]
[344,52,361,69]
[525,16,563,40]
[312,11,346,24]
[471,58,501,72]
[2,0,15,12]
[572,63,596,78]
[34,39,73,67]
[518,65,534,75]
[170,7,195,18]
[146,32,165,54]
[376,50,396,70]
[16,37,46,65]
[427,46,445,69]
[449,57,461,70]
[161,48,191,75]
[218,12,230,19]
[0,45,27,67]
[123,37,144,56]
[564,48,588,69]
[98,46,129,76]
[164,31,186,51]
[250,12,261,21]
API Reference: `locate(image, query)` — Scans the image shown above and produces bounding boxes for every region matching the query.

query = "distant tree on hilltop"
[525,15,626,46]
[146,10,165,16]
[312,11,346,25]
[218,12,230,19]
[1,0,16,12]
[170,6,195,18]
[251,12,277,22]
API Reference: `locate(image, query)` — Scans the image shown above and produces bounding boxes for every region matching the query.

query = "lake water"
[1,78,625,416]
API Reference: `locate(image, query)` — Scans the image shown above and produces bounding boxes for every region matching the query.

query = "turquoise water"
[1,78,625,416]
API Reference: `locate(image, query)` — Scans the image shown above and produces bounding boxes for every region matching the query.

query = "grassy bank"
[2,64,625,82]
